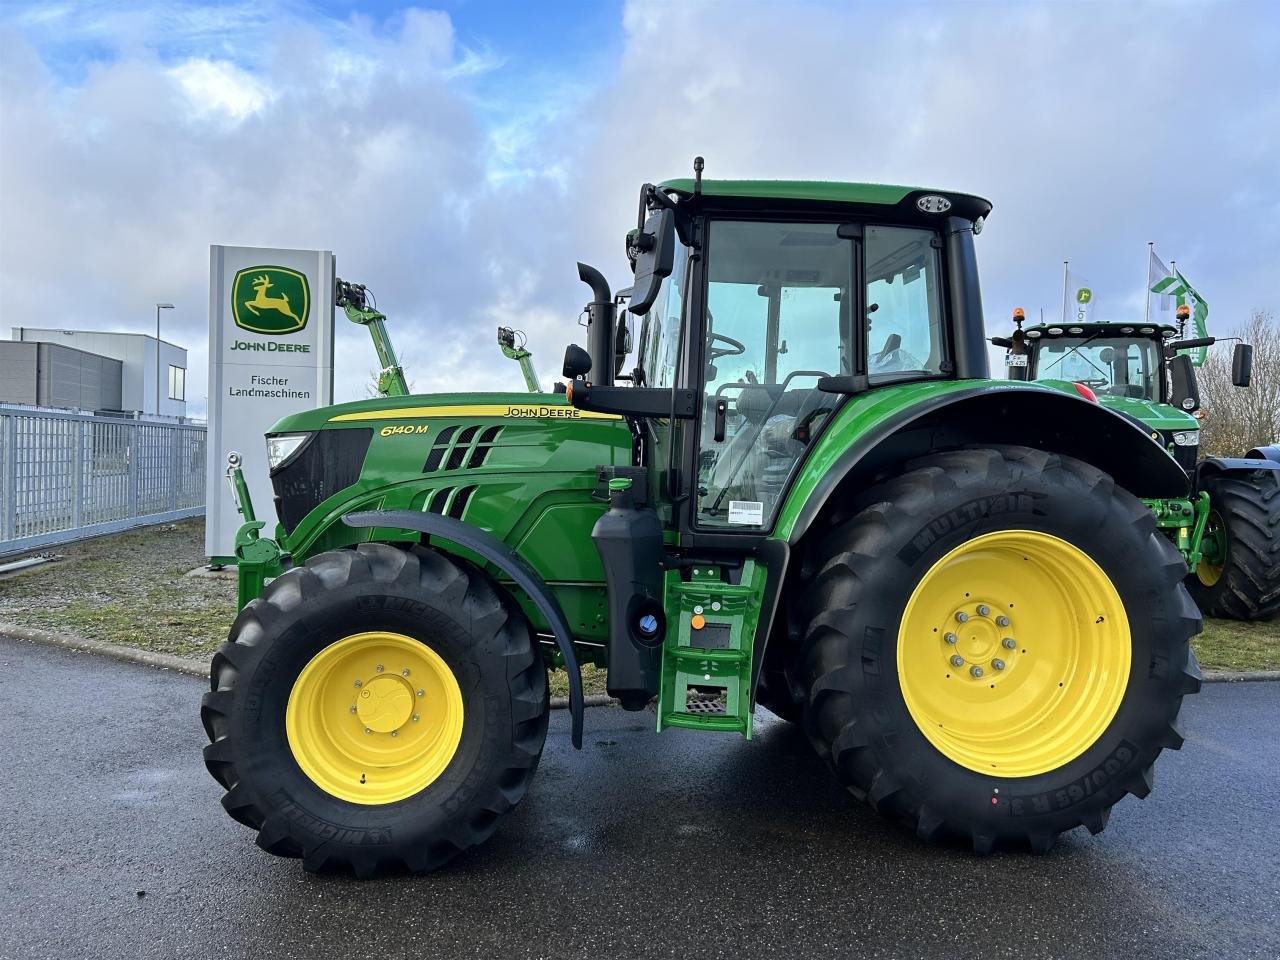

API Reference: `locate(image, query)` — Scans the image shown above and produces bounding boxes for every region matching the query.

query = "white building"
[9,327,187,418]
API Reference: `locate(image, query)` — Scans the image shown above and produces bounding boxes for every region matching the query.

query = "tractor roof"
[1025,321,1179,340]
[658,179,992,223]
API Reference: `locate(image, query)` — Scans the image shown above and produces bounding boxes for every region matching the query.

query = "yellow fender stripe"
[330,404,620,422]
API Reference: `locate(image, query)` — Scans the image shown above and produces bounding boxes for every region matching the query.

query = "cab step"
[656,561,765,738]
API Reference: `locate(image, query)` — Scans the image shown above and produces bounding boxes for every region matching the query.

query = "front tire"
[794,446,1201,852]
[201,542,549,876]
[1186,471,1280,621]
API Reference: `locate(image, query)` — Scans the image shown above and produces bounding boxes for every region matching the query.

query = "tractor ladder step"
[657,561,765,739]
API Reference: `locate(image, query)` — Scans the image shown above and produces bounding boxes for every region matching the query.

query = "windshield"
[1033,335,1162,400]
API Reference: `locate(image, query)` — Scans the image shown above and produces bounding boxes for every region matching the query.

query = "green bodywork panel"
[1094,394,1197,434]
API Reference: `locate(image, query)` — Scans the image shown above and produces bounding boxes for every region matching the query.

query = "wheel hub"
[356,675,415,733]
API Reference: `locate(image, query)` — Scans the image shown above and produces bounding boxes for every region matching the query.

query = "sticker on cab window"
[727,500,765,525]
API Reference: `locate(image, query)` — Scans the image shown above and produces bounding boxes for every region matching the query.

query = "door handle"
[713,397,728,442]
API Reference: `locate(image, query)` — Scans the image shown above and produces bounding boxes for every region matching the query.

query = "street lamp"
[155,302,174,417]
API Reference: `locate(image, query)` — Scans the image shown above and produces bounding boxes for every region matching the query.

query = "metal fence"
[0,405,206,557]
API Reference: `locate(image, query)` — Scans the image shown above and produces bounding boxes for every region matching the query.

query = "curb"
[0,621,619,709]
[0,622,207,678]
[3,620,1276,691]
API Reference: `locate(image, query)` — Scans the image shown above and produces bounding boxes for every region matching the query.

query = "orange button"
[690,614,706,630]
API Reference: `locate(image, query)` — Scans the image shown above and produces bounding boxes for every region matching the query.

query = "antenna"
[693,156,704,196]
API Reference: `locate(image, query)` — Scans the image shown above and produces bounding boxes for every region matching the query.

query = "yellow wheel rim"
[897,530,1131,778]
[286,631,464,804]
[1196,511,1226,587]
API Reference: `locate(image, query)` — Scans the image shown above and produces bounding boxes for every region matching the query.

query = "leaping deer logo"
[244,275,302,325]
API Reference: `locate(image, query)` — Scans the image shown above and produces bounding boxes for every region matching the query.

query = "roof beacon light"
[1176,304,1191,321]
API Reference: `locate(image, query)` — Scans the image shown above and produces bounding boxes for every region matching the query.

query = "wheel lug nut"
[950,655,965,668]
[1002,637,1017,650]
[970,665,984,678]
[412,714,420,722]
[401,668,410,677]
[944,632,958,644]
[417,689,425,697]
[996,615,1010,627]
[349,705,357,714]
[375,664,384,673]
[976,604,990,617]
[955,611,969,623]
[364,727,372,734]
[390,730,398,737]
[992,659,1006,671]
[353,680,362,688]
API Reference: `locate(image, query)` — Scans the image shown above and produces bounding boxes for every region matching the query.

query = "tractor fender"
[1194,451,1280,490]
[342,509,585,750]
[781,384,1191,546]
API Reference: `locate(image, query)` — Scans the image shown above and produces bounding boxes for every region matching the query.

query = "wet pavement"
[1,635,1277,960]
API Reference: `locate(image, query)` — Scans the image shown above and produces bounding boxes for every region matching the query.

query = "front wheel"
[1186,471,1280,621]
[795,446,1201,852]
[201,542,549,876]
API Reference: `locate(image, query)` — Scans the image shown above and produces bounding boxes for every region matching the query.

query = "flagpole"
[1061,261,1069,324]
[1170,260,1182,336]
[1145,242,1154,325]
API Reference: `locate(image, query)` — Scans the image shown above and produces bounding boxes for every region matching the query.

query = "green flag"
[1150,268,1209,366]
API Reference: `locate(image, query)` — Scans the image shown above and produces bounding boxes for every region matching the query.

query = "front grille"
[271,428,373,535]
[1172,440,1197,473]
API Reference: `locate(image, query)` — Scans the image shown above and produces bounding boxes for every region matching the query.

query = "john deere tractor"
[993,311,1280,620]
[204,169,1205,875]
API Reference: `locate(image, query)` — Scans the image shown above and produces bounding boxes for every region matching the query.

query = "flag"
[1147,250,1177,319]
[1064,269,1094,323]
[1150,263,1210,365]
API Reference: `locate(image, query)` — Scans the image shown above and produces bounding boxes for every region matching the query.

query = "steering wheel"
[707,331,746,363]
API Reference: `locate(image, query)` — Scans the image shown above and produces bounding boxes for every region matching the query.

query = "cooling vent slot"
[422,424,504,473]
[424,484,478,519]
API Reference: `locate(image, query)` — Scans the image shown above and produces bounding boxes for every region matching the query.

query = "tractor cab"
[566,174,993,538]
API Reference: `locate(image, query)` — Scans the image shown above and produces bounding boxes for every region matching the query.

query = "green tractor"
[204,169,1205,875]
[993,310,1280,619]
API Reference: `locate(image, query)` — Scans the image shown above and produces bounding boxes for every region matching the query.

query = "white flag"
[1148,250,1176,319]
[1064,269,1094,323]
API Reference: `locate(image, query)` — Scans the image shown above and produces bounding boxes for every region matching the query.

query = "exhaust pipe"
[578,262,615,387]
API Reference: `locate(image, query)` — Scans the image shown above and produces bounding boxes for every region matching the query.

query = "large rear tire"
[794,446,1201,852]
[1186,471,1280,621]
[201,542,549,876]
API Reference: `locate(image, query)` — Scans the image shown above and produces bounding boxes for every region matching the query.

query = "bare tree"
[1197,309,1280,457]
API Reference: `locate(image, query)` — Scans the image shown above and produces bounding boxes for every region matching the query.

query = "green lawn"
[2,520,1276,686]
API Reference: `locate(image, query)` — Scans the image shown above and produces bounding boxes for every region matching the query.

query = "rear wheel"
[201,542,549,876]
[1186,471,1280,621]
[795,446,1201,852]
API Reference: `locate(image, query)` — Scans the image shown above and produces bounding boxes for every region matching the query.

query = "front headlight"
[1172,430,1199,446]
[266,433,311,472]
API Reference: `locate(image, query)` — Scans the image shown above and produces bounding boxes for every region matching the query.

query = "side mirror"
[562,343,592,379]
[627,206,675,316]
[1167,353,1201,412]
[613,314,633,377]
[1232,343,1253,387]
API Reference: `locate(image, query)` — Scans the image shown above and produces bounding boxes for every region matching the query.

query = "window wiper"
[1042,331,1110,380]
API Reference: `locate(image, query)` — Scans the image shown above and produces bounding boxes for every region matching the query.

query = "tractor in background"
[206,168,1205,876]
[993,308,1280,619]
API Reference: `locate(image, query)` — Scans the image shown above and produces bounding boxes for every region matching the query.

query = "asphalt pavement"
[1,635,1277,960]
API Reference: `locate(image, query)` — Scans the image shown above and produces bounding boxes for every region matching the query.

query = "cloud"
[1,0,1277,422]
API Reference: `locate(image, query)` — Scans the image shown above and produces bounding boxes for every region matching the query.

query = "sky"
[1,0,1277,418]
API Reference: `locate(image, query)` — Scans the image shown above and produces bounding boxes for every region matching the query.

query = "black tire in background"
[793,445,1201,852]
[1186,470,1280,621]
[201,542,549,876]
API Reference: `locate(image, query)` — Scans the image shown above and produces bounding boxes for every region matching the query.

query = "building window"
[168,365,186,401]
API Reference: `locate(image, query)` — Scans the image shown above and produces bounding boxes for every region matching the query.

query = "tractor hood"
[1094,394,1198,434]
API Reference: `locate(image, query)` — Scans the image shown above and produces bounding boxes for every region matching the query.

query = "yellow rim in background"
[1196,510,1226,587]
[286,631,464,804]
[897,530,1131,778]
